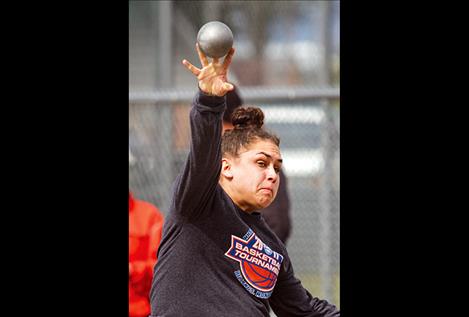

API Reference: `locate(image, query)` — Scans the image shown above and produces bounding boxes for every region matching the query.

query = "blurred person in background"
[129,192,164,317]
[149,44,339,316]
[224,87,292,245]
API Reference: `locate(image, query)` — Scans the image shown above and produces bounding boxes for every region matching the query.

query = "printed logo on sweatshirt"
[225,230,284,299]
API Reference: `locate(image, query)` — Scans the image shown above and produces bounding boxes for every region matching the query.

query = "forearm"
[172,90,226,217]
[270,255,340,316]
[308,295,340,317]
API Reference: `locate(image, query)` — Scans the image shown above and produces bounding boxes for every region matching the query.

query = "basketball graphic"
[225,231,284,295]
[242,261,277,289]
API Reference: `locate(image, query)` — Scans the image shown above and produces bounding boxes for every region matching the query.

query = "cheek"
[240,166,258,182]
[272,181,280,195]
[236,169,255,190]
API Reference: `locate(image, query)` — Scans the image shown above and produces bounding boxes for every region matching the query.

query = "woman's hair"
[222,106,280,157]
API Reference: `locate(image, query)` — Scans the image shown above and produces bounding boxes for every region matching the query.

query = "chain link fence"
[129,87,340,306]
[129,0,340,310]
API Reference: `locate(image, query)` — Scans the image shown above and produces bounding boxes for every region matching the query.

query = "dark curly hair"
[222,107,280,157]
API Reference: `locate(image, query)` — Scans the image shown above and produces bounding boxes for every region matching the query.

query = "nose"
[266,165,278,183]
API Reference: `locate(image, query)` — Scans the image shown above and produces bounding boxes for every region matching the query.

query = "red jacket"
[129,193,164,317]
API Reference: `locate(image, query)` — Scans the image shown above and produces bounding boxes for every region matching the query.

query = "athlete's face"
[222,139,282,212]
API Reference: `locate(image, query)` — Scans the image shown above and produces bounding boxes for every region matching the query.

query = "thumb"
[224,83,234,91]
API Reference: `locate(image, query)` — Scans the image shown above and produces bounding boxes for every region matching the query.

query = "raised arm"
[171,45,235,219]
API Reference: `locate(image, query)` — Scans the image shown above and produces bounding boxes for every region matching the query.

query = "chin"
[257,199,273,209]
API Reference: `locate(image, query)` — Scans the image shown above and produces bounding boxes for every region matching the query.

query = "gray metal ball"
[197,21,233,58]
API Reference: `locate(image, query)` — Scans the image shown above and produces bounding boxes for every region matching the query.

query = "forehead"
[241,140,282,162]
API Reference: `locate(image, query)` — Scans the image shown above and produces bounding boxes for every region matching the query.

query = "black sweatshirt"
[149,91,339,317]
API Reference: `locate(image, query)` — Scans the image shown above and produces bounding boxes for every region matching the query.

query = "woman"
[149,44,339,316]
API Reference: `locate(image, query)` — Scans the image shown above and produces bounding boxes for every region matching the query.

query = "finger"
[223,82,234,92]
[196,43,209,67]
[222,47,235,70]
[182,59,201,76]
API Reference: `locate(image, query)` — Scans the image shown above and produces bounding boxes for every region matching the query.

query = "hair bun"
[231,107,264,129]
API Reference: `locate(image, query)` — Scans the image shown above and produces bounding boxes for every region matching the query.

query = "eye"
[274,166,281,174]
[257,161,266,168]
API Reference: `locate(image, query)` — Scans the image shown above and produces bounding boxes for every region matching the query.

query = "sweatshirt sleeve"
[171,90,226,220]
[270,253,340,317]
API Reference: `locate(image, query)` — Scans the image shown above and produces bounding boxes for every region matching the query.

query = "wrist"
[198,86,217,97]
[197,89,226,108]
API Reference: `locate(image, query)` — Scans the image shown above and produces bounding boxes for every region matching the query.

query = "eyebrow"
[256,152,283,163]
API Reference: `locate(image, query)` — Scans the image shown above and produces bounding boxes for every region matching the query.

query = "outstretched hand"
[182,43,235,97]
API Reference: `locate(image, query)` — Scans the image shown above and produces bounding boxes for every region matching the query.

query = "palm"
[182,44,235,96]
[198,63,229,96]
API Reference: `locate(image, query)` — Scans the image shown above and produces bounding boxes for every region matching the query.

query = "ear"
[221,158,234,179]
